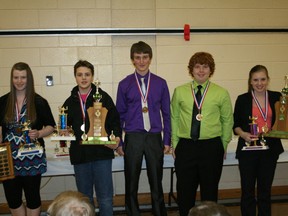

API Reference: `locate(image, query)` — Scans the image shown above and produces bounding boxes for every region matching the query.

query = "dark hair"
[188,52,215,77]
[248,65,270,92]
[188,201,231,216]
[130,41,153,60]
[74,60,94,77]
[5,62,36,123]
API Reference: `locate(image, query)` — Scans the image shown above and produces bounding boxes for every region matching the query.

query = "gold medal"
[81,133,88,141]
[16,127,22,134]
[142,107,148,113]
[196,114,203,121]
[262,123,269,134]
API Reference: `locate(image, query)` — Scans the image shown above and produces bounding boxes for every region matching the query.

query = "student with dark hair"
[116,41,171,216]
[62,60,121,216]
[0,62,55,216]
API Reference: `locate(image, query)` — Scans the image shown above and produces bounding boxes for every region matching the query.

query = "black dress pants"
[123,132,167,216]
[174,137,224,216]
[238,150,278,216]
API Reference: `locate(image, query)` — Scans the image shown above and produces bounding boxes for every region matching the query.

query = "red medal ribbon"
[191,81,210,112]
[135,71,151,104]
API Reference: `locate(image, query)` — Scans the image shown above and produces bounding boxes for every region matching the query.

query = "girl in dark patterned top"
[0,62,55,216]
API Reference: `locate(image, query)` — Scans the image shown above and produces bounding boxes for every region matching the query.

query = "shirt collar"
[192,80,209,90]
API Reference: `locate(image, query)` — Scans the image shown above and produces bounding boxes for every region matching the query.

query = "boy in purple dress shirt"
[116,41,171,216]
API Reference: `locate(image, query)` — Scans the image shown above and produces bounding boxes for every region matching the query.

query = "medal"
[196,113,203,121]
[16,127,22,134]
[135,72,151,112]
[80,124,85,132]
[262,123,269,134]
[81,133,88,141]
[191,81,210,120]
[78,89,92,141]
[80,124,87,140]
[251,90,269,133]
[142,107,148,113]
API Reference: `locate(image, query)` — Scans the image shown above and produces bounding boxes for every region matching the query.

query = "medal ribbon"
[78,88,93,122]
[135,71,151,104]
[15,97,27,122]
[251,90,268,122]
[191,81,210,111]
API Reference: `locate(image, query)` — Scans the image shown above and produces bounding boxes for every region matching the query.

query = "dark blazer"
[233,90,284,158]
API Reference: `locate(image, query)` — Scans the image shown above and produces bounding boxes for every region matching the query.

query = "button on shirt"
[116,72,171,146]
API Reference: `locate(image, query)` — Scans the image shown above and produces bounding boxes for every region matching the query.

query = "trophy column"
[242,116,269,151]
[51,106,75,158]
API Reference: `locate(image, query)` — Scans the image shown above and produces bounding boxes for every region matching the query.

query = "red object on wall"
[184,24,190,41]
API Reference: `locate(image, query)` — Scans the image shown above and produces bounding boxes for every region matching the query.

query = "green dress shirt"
[171,80,233,150]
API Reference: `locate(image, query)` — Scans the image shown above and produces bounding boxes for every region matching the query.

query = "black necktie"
[191,85,202,141]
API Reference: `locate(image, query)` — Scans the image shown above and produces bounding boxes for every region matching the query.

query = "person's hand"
[171,148,176,159]
[116,146,124,156]
[28,129,40,140]
[58,129,70,136]
[164,145,170,154]
[240,131,258,143]
[105,137,120,150]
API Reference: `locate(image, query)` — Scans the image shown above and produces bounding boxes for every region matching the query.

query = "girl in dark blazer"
[233,65,284,216]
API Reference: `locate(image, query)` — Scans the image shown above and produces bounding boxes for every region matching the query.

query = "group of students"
[0,40,284,216]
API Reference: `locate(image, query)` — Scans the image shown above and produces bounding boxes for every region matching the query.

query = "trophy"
[52,106,75,139]
[51,106,75,157]
[17,121,44,157]
[81,79,116,145]
[264,75,288,138]
[0,142,14,181]
[242,116,269,151]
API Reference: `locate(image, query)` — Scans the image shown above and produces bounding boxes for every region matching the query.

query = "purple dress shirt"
[116,71,171,146]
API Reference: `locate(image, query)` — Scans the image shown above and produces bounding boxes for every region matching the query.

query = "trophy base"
[54,147,70,158]
[54,153,70,158]
[82,136,117,145]
[17,144,43,157]
[51,136,75,141]
[264,130,288,139]
[242,145,269,151]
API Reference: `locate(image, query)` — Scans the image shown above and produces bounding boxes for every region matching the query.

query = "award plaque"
[51,106,75,157]
[81,79,116,145]
[17,121,44,157]
[0,142,14,181]
[242,116,269,151]
[265,75,288,138]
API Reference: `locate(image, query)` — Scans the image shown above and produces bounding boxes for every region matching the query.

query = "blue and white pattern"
[4,104,47,176]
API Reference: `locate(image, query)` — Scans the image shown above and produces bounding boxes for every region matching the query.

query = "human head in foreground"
[47,191,94,216]
[188,201,231,216]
